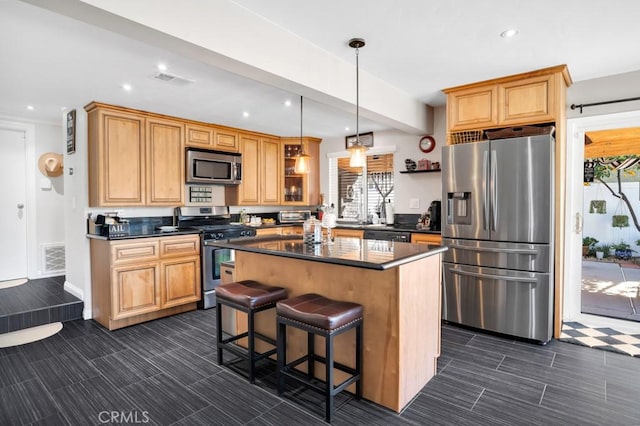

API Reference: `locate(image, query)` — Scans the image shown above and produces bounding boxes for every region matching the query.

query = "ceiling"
[2,0,640,139]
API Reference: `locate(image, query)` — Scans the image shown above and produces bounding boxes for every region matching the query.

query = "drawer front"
[160,235,200,257]
[111,240,159,264]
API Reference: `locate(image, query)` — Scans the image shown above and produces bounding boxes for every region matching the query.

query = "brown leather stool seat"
[215,280,287,383]
[216,280,288,308]
[276,293,363,423]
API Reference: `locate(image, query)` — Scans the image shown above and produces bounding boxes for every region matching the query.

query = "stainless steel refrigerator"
[441,134,554,343]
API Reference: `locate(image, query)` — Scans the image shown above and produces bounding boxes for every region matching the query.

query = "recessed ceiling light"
[345,127,350,132]
[284,100,292,107]
[500,29,519,38]
[243,111,250,118]
[157,63,167,71]
[26,105,34,110]
[122,83,132,91]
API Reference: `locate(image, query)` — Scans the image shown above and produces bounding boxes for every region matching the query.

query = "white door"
[0,128,28,280]
[565,111,640,334]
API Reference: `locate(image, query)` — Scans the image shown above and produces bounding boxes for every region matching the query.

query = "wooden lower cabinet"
[161,256,200,309]
[281,225,303,236]
[333,228,364,239]
[91,234,201,330]
[255,227,282,236]
[411,233,442,245]
[111,262,161,320]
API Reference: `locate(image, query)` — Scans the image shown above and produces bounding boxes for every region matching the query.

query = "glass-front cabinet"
[281,137,322,206]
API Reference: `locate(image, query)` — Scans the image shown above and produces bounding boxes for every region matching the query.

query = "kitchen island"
[211,235,446,412]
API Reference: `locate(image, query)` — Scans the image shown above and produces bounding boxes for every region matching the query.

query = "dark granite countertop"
[209,235,446,270]
[257,222,441,235]
[86,228,201,241]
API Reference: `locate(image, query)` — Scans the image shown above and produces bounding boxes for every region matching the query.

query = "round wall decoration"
[419,136,436,153]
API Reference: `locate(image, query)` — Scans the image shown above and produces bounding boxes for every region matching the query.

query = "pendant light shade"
[294,95,311,174]
[347,37,367,168]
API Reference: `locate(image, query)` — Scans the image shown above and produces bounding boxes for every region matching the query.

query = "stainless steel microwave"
[186,148,241,185]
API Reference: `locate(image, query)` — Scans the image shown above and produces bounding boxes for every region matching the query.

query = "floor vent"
[42,243,65,274]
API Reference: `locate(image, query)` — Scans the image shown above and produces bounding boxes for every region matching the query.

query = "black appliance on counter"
[176,206,256,309]
[362,229,411,242]
[428,201,441,231]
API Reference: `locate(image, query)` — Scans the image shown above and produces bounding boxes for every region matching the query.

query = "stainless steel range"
[176,206,256,309]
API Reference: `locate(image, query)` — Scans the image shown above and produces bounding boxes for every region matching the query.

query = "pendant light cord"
[355,46,359,144]
[300,95,303,147]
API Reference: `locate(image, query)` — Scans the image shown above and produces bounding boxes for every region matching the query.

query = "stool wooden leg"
[277,319,287,396]
[325,333,334,423]
[248,309,255,383]
[356,323,363,399]
[216,302,224,365]
[307,332,315,379]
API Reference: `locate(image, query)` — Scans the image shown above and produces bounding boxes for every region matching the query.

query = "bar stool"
[276,293,363,423]
[215,280,287,383]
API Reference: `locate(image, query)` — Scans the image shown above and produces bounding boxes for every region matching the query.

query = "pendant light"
[294,95,311,174]
[348,37,367,168]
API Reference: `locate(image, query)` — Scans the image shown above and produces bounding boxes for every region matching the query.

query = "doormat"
[559,322,640,357]
[0,278,27,290]
[0,322,63,348]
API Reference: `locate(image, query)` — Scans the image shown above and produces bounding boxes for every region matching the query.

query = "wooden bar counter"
[210,236,447,412]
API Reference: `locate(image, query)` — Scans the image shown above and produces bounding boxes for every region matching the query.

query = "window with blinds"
[328,153,394,220]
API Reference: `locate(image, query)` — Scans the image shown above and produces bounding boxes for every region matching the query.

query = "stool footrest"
[219,341,277,360]
[280,366,360,397]
[220,332,249,345]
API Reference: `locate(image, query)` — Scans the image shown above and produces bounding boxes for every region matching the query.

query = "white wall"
[567,69,640,119]
[583,181,640,253]
[319,106,446,215]
[33,122,66,276]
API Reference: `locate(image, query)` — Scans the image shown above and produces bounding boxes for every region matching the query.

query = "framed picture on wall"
[345,131,373,149]
[66,109,76,154]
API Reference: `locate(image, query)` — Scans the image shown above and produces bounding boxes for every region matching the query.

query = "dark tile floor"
[0,276,83,333]
[1,309,639,425]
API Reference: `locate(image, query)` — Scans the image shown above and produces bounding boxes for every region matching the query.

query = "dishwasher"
[362,229,411,242]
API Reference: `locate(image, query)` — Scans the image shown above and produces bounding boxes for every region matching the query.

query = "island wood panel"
[397,254,441,406]
[233,250,442,412]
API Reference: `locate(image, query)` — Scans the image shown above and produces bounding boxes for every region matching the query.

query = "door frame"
[0,119,36,279]
[564,110,640,334]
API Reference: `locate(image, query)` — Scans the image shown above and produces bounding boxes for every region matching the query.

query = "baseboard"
[63,280,83,300]
[63,280,91,319]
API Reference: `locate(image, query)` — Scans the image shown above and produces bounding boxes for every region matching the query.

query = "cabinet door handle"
[224,269,233,275]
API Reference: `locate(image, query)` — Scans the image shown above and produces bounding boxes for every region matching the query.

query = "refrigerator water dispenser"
[446,192,471,225]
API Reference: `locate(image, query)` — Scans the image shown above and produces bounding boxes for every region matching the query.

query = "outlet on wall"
[409,198,420,209]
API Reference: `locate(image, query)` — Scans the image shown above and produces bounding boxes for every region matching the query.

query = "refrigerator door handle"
[447,243,538,255]
[483,150,490,230]
[448,267,537,283]
[491,149,498,231]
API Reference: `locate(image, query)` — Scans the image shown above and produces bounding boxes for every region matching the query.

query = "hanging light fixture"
[294,95,311,174]
[348,37,367,168]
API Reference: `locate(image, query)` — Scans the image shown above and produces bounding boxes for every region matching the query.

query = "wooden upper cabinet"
[446,85,498,131]
[214,127,239,152]
[280,137,322,206]
[443,65,571,138]
[146,117,184,205]
[185,123,214,149]
[233,133,261,204]
[499,74,555,125]
[226,133,281,205]
[261,137,281,204]
[86,103,185,207]
[185,123,239,152]
[87,105,146,206]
